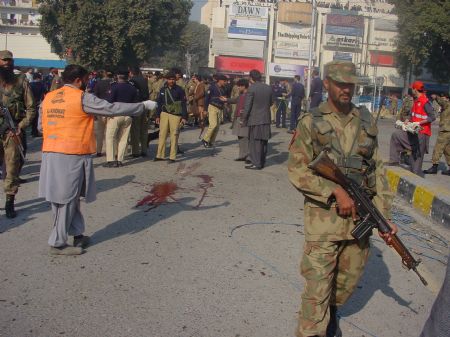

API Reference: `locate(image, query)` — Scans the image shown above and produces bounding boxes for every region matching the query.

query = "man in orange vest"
[388,81,436,176]
[39,64,156,255]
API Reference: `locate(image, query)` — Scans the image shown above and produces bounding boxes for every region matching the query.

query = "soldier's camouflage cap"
[0,50,13,59]
[324,60,358,84]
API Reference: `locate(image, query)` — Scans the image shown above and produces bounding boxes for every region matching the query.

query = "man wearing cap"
[288,60,395,337]
[154,72,187,162]
[0,50,36,218]
[388,81,436,176]
[201,74,227,148]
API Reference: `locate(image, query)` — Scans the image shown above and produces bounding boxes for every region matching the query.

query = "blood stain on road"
[136,181,179,211]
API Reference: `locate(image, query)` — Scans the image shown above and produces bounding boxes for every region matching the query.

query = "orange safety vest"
[411,94,431,136]
[42,85,96,155]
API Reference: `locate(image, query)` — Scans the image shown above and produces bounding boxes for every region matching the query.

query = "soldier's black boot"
[326,305,342,337]
[423,164,438,174]
[5,194,17,218]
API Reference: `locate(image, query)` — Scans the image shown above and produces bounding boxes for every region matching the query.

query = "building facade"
[202,0,440,94]
[0,0,66,68]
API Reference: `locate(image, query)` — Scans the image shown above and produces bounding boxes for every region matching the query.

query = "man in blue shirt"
[154,72,187,162]
[309,69,323,108]
[202,74,227,147]
[272,80,288,128]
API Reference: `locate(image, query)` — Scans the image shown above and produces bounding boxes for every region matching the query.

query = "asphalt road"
[0,121,448,337]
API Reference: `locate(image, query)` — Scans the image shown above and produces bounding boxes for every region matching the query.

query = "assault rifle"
[1,105,25,160]
[308,150,428,286]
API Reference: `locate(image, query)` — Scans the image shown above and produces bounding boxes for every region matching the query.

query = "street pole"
[305,0,316,110]
[371,46,379,113]
[265,3,275,84]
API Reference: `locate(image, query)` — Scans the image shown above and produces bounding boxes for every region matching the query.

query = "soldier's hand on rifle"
[332,186,357,221]
[378,220,398,245]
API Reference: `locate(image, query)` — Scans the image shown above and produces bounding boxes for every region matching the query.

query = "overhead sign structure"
[230,4,268,19]
[269,63,305,78]
[274,48,313,60]
[326,25,364,37]
[228,18,268,41]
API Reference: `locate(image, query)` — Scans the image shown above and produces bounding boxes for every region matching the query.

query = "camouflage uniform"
[149,77,165,119]
[431,97,450,166]
[397,95,413,121]
[0,72,35,197]
[288,61,393,337]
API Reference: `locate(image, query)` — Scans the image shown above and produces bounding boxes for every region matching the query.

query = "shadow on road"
[340,244,416,317]
[96,175,135,194]
[90,197,229,247]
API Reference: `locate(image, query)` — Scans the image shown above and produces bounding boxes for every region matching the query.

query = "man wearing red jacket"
[388,81,436,176]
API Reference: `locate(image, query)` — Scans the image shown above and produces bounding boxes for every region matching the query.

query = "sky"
[189,0,203,22]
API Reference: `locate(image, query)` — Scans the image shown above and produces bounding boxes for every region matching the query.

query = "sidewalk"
[377,119,450,229]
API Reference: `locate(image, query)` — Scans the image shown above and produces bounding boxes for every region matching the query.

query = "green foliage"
[38,0,193,70]
[148,21,210,73]
[390,0,450,83]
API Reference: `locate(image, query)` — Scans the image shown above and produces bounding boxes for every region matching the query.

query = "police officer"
[288,61,396,337]
[154,72,187,162]
[202,74,227,147]
[0,50,35,218]
[423,94,450,175]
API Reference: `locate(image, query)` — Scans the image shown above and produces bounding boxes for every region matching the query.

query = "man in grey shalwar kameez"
[39,65,156,255]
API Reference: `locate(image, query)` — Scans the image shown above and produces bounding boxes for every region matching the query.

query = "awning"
[14,58,67,69]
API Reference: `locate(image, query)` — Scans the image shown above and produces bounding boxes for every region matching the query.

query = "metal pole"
[305,0,316,110]
[265,4,275,84]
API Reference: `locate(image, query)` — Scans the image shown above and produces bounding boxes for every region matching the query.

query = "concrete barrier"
[386,166,450,229]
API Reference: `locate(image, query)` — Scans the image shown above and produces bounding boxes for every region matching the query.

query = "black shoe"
[442,169,450,176]
[73,235,90,248]
[96,153,103,157]
[201,139,210,148]
[326,305,342,337]
[153,157,165,162]
[168,159,176,164]
[102,161,117,168]
[245,159,252,164]
[5,195,16,218]
[234,157,247,161]
[140,152,147,157]
[245,164,262,170]
[423,164,438,174]
[18,177,27,184]
[116,161,123,167]
[177,147,185,154]
[132,154,141,158]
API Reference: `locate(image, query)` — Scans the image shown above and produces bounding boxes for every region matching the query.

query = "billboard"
[274,48,311,60]
[374,19,397,32]
[228,18,268,41]
[370,52,396,67]
[327,14,364,28]
[326,25,363,37]
[269,63,305,78]
[326,34,362,49]
[230,4,268,19]
[278,2,312,24]
[276,23,311,44]
[372,30,398,52]
[215,56,265,73]
[212,29,265,58]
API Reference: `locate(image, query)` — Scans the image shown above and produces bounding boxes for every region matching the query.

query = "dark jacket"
[108,81,139,103]
[129,75,149,101]
[93,79,112,100]
[205,83,225,110]
[243,81,273,126]
[290,82,305,105]
[30,81,46,105]
[156,84,188,119]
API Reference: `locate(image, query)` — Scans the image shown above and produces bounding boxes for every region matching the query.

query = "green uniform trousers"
[1,134,20,195]
[156,111,181,160]
[297,239,370,337]
[130,114,149,156]
[431,131,450,165]
[203,105,223,144]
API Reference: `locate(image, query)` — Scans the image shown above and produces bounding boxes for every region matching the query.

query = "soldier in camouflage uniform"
[0,50,36,218]
[423,95,450,175]
[288,61,395,337]
[149,72,164,120]
[396,90,413,122]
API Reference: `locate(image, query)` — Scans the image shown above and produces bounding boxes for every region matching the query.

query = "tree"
[147,21,210,73]
[389,0,450,83]
[38,0,193,69]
